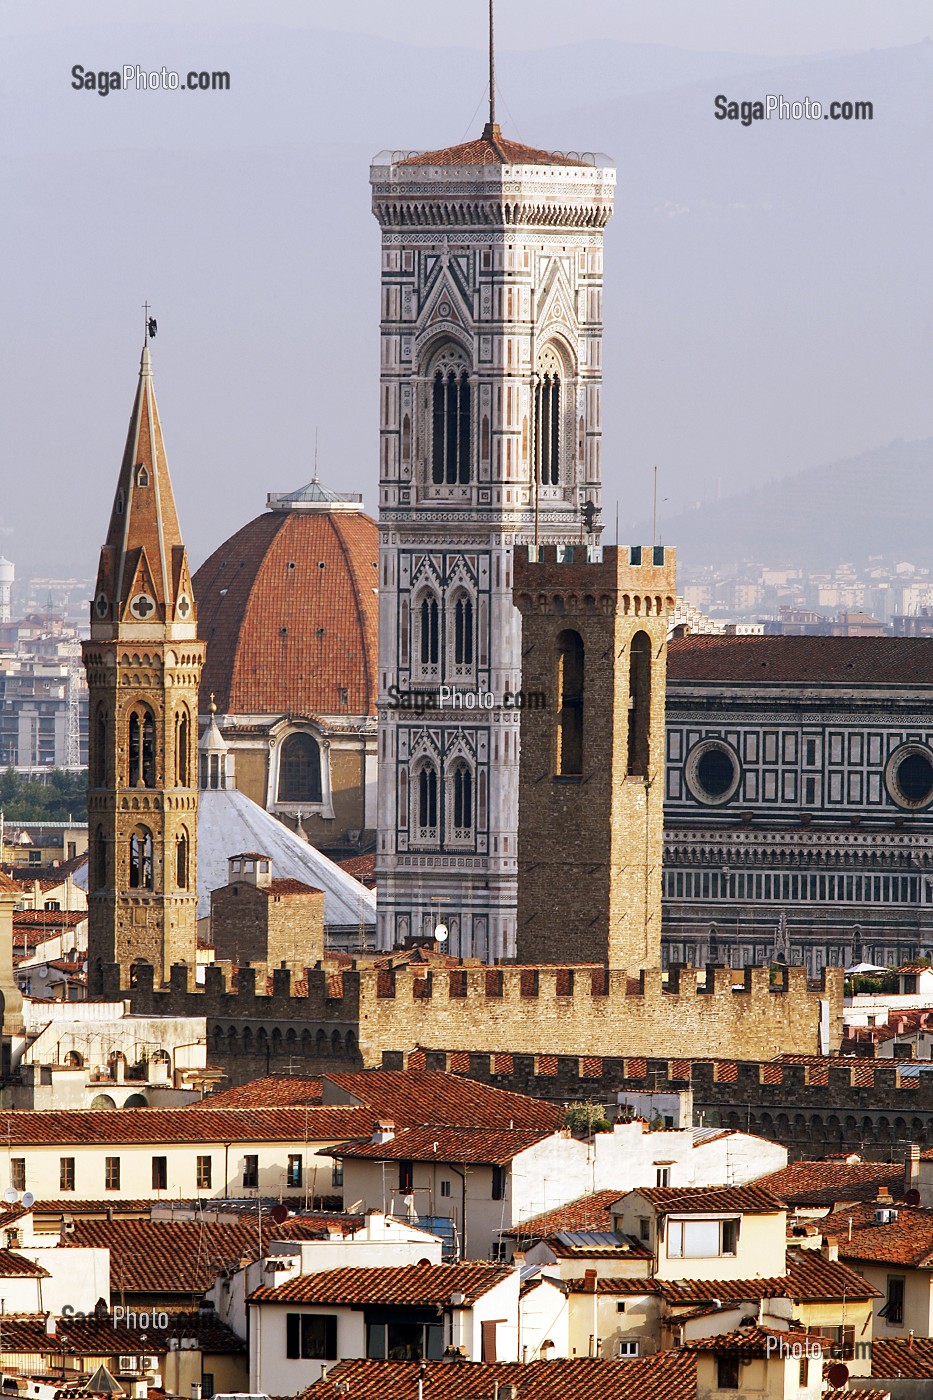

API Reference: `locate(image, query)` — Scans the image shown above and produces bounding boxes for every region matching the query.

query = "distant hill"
[638,438,933,575]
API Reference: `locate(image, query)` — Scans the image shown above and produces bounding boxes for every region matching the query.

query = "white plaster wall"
[518,1277,569,1361]
[19,1246,110,1315]
[0,1137,344,1202]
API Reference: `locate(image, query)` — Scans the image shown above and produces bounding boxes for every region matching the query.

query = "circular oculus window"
[684,738,742,807]
[885,743,933,810]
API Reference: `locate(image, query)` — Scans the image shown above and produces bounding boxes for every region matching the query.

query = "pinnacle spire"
[91,342,196,636]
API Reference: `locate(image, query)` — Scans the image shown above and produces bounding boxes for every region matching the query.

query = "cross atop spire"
[90,341,196,638]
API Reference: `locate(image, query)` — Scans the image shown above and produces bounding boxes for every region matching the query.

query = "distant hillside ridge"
[637,437,933,575]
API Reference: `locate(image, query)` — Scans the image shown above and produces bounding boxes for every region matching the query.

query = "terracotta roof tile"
[301,1355,696,1399]
[669,634,933,685]
[13,911,87,928]
[824,1391,890,1400]
[0,1105,372,1147]
[66,1220,266,1296]
[823,1201,933,1267]
[635,1184,786,1214]
[683,1325,831,1357]
[322,1070,560,1131]
[869,1337,933,1379]
[508,1190,622,1239]
[193,507,378,716]
[0,1251,50,1278]
[329,1125,553,1167]
[398,124,589,169]
[335,853,376,886]
[657,1249,878,1304]
[192,1077,323,1110]
[0,1314,243,1354]
[566,1275,658,1294]
[756,1159,905,1207]
[250,1260,511,1307]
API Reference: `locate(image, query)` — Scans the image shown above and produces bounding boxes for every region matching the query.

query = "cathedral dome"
[193,482,379,718]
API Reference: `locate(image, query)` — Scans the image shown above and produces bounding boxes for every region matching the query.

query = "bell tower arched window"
[129,826,154,890]
[175,709,190,787]
[535,344,565,487]
[627,630,652,776]
[555,629,584,777]
[430,347,471,485]
[94,708,107,787]
[277,732,323,804]
[94,826,107,891]
[128,708,156,788]
[175,829,189,889]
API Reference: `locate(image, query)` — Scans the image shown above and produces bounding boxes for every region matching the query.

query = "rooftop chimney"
[372,1119,395,1144]
[821,1235,839,1262]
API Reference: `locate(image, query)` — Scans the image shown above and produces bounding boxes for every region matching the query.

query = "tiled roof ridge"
[250,1259,513,1307]
[329,509,376,715]
[398,124,589,169]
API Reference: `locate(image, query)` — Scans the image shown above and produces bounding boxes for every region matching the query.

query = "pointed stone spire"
[82,340,205,987]
[91,345,196,639]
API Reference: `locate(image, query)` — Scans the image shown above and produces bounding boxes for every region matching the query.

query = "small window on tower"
[136,465,150,487]
[555,630,584,778]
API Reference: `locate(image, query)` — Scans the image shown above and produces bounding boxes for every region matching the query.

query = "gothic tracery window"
[451,761,473,837]
[415,762,438,839]
[431,347,471,485]
[535,344,565,487]
[417,592,440,675]
[452,592,474,670]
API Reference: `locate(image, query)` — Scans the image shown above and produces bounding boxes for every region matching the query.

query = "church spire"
[83,339,205,988]
[92,344,195,638]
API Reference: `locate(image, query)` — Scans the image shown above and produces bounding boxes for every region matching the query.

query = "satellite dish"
[38,967,48,979]
[21,1193,34,1210]
[270,1204,288,1225]
[906,1188,921,1206]
[826,1363,849,1387]
[3,1188,18,1204]
[434,923,448,943]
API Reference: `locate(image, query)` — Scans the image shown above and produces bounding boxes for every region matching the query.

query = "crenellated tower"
[372,122,615,960]
[513,543,677,969]
[82,344,205,987]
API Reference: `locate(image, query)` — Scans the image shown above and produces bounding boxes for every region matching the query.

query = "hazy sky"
[2,1,930,581]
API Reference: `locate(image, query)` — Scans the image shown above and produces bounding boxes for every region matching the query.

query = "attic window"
[136,465,150,487]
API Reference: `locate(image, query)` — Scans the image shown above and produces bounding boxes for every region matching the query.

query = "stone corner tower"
[513,541,676,969]
[82,343,205,989]
[371,120,615,961]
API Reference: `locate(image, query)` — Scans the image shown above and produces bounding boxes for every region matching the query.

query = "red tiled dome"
[193,505,378,717]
